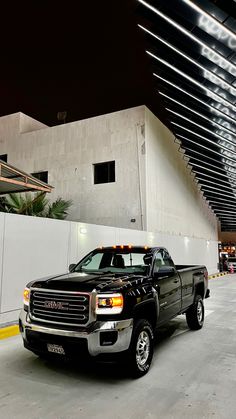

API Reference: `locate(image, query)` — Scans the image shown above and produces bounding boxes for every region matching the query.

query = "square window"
[0,154,7,163]
[32,171,48,183]
[94,161,115,184]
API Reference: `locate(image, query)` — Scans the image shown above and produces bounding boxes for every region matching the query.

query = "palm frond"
[46,198,72,220]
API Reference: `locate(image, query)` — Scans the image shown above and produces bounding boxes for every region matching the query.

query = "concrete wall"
[0,108,146,230]
[145,108,218,241]
[0,213,218,325]
[0,106,218,241]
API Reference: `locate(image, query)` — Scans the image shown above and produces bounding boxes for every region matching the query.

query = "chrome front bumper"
[19,310,133,356]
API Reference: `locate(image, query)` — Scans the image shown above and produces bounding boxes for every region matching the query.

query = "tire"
[126,319,154,378]
[186,295,204,330]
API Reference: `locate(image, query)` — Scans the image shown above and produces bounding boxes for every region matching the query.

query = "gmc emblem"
[44,300,69,310]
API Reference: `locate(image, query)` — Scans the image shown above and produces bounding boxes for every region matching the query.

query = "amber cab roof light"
[98,245,149,250]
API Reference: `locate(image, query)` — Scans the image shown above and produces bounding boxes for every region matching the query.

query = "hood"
[28,271,142,293]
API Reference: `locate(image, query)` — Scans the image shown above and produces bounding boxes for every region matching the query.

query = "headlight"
[96,293,123,314]
[23,288,30,306]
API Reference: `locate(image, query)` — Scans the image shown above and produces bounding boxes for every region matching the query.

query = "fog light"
[100,331,118,346]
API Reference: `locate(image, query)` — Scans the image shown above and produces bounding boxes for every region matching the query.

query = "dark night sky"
[1,0,236,127]
[0,0,161,126]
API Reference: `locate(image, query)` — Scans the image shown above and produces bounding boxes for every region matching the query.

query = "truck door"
[153,249,181,323]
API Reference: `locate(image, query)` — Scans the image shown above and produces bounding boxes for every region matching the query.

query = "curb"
[208,272,228,280]
[0,324,19,340]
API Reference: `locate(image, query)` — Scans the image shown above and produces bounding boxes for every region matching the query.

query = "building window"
[32,171,48,183]
[94,161,115,184]
[0,154,7,163]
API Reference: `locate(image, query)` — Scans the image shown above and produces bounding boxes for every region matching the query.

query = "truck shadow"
[154,315,189,346]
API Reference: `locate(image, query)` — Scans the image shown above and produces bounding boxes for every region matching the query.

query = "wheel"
[126,319,154,378]
[186,295,204,330]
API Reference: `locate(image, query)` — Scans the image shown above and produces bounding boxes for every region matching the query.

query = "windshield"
[73,249,151,275]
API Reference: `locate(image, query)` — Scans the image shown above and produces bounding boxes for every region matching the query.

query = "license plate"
[47,343,65,355]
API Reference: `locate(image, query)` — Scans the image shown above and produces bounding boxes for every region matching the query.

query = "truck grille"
[29,288,90,326]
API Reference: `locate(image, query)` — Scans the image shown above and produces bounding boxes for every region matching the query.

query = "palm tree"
[0,192,72,220]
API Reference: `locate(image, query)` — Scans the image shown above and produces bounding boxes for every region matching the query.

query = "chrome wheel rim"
[197,301,203,323]
[136,330,150,367]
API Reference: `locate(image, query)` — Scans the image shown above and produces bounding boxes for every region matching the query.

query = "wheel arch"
[194,281,205,300]
[133,299,158,330]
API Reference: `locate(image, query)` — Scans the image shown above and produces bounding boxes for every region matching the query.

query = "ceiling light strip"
[151,56,236,112]
[183,145,228,168]
[181,0,236,44]
[160,91,236,139]
[208,199,236,207]
[187,157,236,179]
[208,198,236,206]
[146,42,236,97]
[176,134,236,164]
[201,183,236,195]
[215,211,236,217]
[201,188,236,200]
[156,75,236,126]
[137,1,236,76]
[196,176,236,192]
[219,217,236,220]
[193,172,236,189]
[169,110,236,150]
[210,201,236,209]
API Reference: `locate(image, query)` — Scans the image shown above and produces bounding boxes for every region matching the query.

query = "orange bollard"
[230,264,234,274]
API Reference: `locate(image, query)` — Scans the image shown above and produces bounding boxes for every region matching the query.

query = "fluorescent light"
[137,2,236,76]
[176,134,236,164]
[156,75,236,126]
[181,0,236,44]
[200,184,236,195]
[210,201,236,209]
[188,158,236,180]
[196,176,236,191]
[208,196,236,204]
[151,56,236,113]
[146,44,236,97]
[214,209,236,214]
[168,110,236,150]
[183,146,230,168]
[160,91,236,139]
[201,188,236,200]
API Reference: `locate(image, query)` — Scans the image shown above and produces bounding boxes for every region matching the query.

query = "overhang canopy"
[0,160,53,195]
[138,0,236,232]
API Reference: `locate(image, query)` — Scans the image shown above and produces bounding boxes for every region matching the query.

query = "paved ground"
[1,275,236,419]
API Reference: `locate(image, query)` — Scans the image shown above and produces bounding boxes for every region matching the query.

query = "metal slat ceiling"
[137,0,236,232]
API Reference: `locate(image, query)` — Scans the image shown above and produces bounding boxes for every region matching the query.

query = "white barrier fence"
[0,212,218,325]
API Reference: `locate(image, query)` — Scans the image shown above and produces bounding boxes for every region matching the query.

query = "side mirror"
[153,266,175,279]
[69,263,76,272]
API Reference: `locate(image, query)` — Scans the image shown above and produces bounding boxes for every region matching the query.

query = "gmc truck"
[19,245,210,377]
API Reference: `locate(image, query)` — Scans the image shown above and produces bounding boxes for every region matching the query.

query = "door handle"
[173,279,179,283]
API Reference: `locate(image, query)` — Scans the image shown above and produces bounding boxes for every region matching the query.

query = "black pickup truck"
[19,245,210,377]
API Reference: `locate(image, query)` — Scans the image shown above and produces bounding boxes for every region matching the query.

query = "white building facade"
[0,106,218,242]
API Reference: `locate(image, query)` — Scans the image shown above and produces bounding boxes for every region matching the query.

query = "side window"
[153,251,165,273]
[80,253,104,271]
[162,250,175,268]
